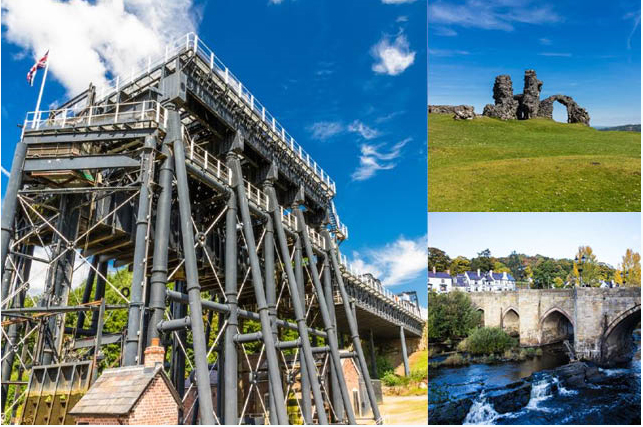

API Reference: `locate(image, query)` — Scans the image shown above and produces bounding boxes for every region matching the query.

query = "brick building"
[69,339,181,425]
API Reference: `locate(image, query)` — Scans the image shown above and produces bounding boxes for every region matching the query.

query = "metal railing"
[24,100,167,134]
[245,181,269,212]
[308,228,326,251]
[337,253,422,318]
[185,128,232,186]
[280,207,298,233]
[94,32,336,197]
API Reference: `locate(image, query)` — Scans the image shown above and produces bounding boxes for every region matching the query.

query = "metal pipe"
[233,332,263,343]
[172,110,215,424]
[323,229,382,424]
[148,137,175,344]
[266,186,330,425]
[223,189,238,425]
[124,134,156,365]
[323,255,344,422]
[262,209,278,426]
[165,290,328,338]
[295,209,357,424]
[294,235,312,423]
[157,317,191,332]
[228,155,288,424]
[400,326,410,377]
[1,141,28,276]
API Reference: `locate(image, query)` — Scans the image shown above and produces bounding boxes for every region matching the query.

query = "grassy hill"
[428,114,641,211]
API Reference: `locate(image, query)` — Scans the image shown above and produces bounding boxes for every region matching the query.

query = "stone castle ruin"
[483,69,590,125]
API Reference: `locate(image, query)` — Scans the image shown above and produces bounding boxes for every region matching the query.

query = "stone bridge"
[470,288,640,366]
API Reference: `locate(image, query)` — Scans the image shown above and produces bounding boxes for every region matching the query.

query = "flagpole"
[32,55,49,129]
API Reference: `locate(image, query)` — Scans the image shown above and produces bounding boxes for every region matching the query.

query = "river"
[429,332,641,424]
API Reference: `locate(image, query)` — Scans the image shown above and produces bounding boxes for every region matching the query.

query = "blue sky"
[428,0,641,126]
[428,212,641,268]
[1,0,427,306]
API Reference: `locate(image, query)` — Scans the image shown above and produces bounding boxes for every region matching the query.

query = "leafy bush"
[381,370,409,387]
[503,349,514,359]
[456,338,469,352]
[535,348,543,356]
[409,368,427,382]
[526,348,536,357]
[462,327,516,355]
[518,349,527,360]
[375,355,394,379]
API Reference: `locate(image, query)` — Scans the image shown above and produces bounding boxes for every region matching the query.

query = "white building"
[428,268,453,293]
[431,269,516,293]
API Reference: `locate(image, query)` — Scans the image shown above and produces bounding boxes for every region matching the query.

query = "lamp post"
[575,254,587,287]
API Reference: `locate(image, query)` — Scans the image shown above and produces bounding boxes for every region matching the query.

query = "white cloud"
[351,137,410,181]
[307,121,344,141]
[428,48,470,57]
[539,37,552,45]
[2,0,199,96]
[347,120,380,139]
[350,235,427,287]
[371,32,416,76]
[382,0,417,4]
[624,10,641,50]
[429,0,561,32]
[434,26,458,36]
[538,52,572,57]
[396,15,409,22]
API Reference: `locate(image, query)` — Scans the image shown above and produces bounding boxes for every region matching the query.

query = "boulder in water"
[428,395,474,425]
[486,381,532,413]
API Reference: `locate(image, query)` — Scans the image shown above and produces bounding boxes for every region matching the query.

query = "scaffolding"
[1,33,424,425]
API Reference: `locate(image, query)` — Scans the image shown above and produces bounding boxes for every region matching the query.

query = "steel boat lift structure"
[1,33,423,425]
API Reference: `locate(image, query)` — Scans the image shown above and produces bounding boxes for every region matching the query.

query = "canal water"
[429,332,641,424]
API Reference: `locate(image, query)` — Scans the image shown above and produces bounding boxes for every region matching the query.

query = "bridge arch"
[473,306,485,327]
[600,304,641,366]
[501,307,520,337]
[539,307,574,345]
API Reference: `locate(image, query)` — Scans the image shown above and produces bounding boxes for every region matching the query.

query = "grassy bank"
[428,114,641,211]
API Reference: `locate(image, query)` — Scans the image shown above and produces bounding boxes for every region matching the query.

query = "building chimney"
[446,269,450,275]
[477,268,480,276]
[432,266,436,274]
[144,337,165,369]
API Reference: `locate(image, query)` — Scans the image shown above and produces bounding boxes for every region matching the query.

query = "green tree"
[470,249,493,272]
[428,247,451,272]
[572,246,600,286]
[533,258,565,289]
[506,251,524,281]
[449,256,471,275]
[427,291,481,343]
[553,277,564,288]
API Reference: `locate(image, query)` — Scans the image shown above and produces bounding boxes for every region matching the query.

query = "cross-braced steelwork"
[1,33,424,425]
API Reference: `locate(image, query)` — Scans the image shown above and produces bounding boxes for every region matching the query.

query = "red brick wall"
[342,359,361,416]
[75,415,128,424]
[128,377,179,425]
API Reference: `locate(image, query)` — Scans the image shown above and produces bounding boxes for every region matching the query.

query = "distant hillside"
[428,114,641,211]
[597,124,641,132]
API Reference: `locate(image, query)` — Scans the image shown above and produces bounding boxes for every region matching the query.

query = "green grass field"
[428,114,641,211]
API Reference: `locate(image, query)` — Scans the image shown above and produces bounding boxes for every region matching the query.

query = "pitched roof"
[466,271,482,280]
[69,365,181,416]
[428,271,452,279]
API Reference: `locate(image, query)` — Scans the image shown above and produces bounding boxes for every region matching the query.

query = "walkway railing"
[93,32,336,197]
[23,100,167,135]
[338,253,422,318]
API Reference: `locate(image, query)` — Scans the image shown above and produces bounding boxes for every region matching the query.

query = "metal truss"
[0,32,423,425]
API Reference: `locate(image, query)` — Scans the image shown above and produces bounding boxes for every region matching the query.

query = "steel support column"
[294,235,312,424]
[322,255,344,422]
[228,155,288,424]
[262,211,279,426]
[400,326,410,377]
[265,186,332,425]
[76,257,99,334]
[369,329,378,379]
[172,109,216,424]
[323,229,382,424]
[148,139,175,344]
[124,134,156,366]
[295,208,357,425]
[1,141,28,276]
[223,188,238,424]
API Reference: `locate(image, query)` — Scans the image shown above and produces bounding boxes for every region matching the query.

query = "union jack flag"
[26,50,48,86]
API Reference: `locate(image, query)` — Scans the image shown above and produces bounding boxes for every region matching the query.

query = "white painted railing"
[307,228,326,251]
[338,252,421,318]
[280,207,298,232]
[245,181,269,212]
[24,100,166,132]
[94,32,336,197]
[185,128,232,186]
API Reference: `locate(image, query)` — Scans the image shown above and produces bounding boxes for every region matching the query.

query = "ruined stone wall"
[428,105,476,120]
[481,70,590,125]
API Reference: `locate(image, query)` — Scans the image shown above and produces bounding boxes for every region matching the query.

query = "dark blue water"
[429,333,641,425]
